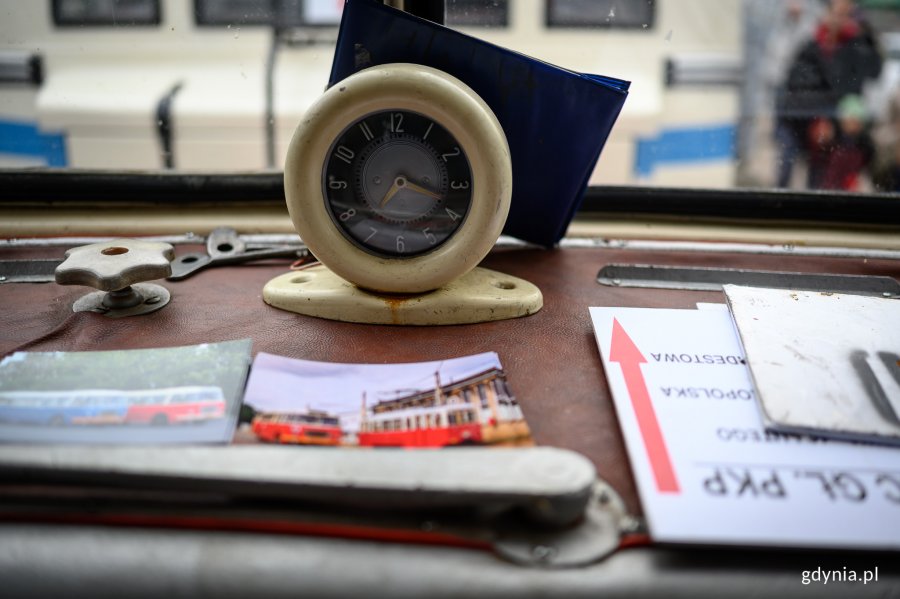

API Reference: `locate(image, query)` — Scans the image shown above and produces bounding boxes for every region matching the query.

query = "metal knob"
[55,239,175,318]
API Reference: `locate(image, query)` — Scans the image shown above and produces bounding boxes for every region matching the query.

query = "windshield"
[1,0,898,196]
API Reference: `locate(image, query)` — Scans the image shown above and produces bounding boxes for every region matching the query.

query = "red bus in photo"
[252,409,343,445]
[124,386,227,425]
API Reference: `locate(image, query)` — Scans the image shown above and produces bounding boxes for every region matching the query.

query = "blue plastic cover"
[328,0,629,247]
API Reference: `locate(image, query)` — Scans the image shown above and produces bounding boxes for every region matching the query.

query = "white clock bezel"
[284,63,512,294]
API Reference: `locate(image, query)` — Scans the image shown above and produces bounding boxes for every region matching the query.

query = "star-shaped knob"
[56,239,174,291]
[55,239,175,318]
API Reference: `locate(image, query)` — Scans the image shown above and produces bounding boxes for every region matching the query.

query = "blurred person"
[774,0,882,188]
[807,94,874,190]
[767,0,821,188]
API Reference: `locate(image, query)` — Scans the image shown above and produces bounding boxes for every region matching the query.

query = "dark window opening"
[194,0,341,28]
[52,0,161,27]
[546,0,654,29]
[446,0,509,28]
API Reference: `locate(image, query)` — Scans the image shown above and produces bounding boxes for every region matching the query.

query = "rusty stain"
[789,293,799,301]
[375,292,418,325]
[384,296,406,324]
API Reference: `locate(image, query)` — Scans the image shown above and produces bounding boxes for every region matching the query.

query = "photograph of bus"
[252,409,343,445]
[0,389,129,426]
[241,351,533,449]
[0,341,250,444]
[0,385,226,427]
[124,386,227,425]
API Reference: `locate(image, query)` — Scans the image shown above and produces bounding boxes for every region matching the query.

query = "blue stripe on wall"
[0,119,67,167]
[635,124,735,178]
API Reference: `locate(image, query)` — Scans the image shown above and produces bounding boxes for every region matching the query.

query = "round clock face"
[283,63,511,294]
[323,109,473,258]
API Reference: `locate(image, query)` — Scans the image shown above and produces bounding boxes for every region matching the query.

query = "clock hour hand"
[379,178,403,208]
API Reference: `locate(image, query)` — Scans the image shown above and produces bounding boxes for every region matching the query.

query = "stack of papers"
[591,303,899,549]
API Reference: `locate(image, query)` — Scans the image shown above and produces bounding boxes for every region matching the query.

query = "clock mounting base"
[263,265,542,325]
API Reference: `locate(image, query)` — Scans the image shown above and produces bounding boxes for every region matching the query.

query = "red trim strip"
[0,511,493,552]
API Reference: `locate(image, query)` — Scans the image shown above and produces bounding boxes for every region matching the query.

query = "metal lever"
[0,446,638,567]
[168,227,307,280]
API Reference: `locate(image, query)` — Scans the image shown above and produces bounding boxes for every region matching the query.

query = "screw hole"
[101,246,129,256]
[493,280,516,290]
[291,276,311,284]
[180,256,199,264]
[217,243,234,253]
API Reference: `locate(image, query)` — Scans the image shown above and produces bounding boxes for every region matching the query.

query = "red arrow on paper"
[610,318,680,494]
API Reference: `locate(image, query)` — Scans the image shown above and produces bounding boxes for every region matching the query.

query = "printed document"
[590,306,899,548]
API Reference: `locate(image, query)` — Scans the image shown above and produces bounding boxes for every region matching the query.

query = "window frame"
[1,172,896,234]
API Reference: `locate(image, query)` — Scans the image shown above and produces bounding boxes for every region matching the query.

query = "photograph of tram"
[241,351,533,448]
[358,367,531,447]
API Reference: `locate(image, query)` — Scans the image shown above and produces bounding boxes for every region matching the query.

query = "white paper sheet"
[590,306,900,549]
[725,286,900,445]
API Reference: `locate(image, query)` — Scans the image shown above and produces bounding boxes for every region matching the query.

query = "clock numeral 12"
[390,113,404,133]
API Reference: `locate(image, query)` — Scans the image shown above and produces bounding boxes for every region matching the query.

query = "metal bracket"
[492,478,642,568]
[598,264,900,298]
[0,259,60,284]
[70,282,171,318]
[168,227,306,280]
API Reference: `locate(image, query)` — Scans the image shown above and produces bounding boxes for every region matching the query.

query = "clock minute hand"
[380,176,442,208]
[404,180,443,201]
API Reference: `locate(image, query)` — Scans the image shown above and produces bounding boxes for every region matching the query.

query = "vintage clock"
[264,63,542,325]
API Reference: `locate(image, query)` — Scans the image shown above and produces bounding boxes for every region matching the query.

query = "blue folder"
[328,0,629,247]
